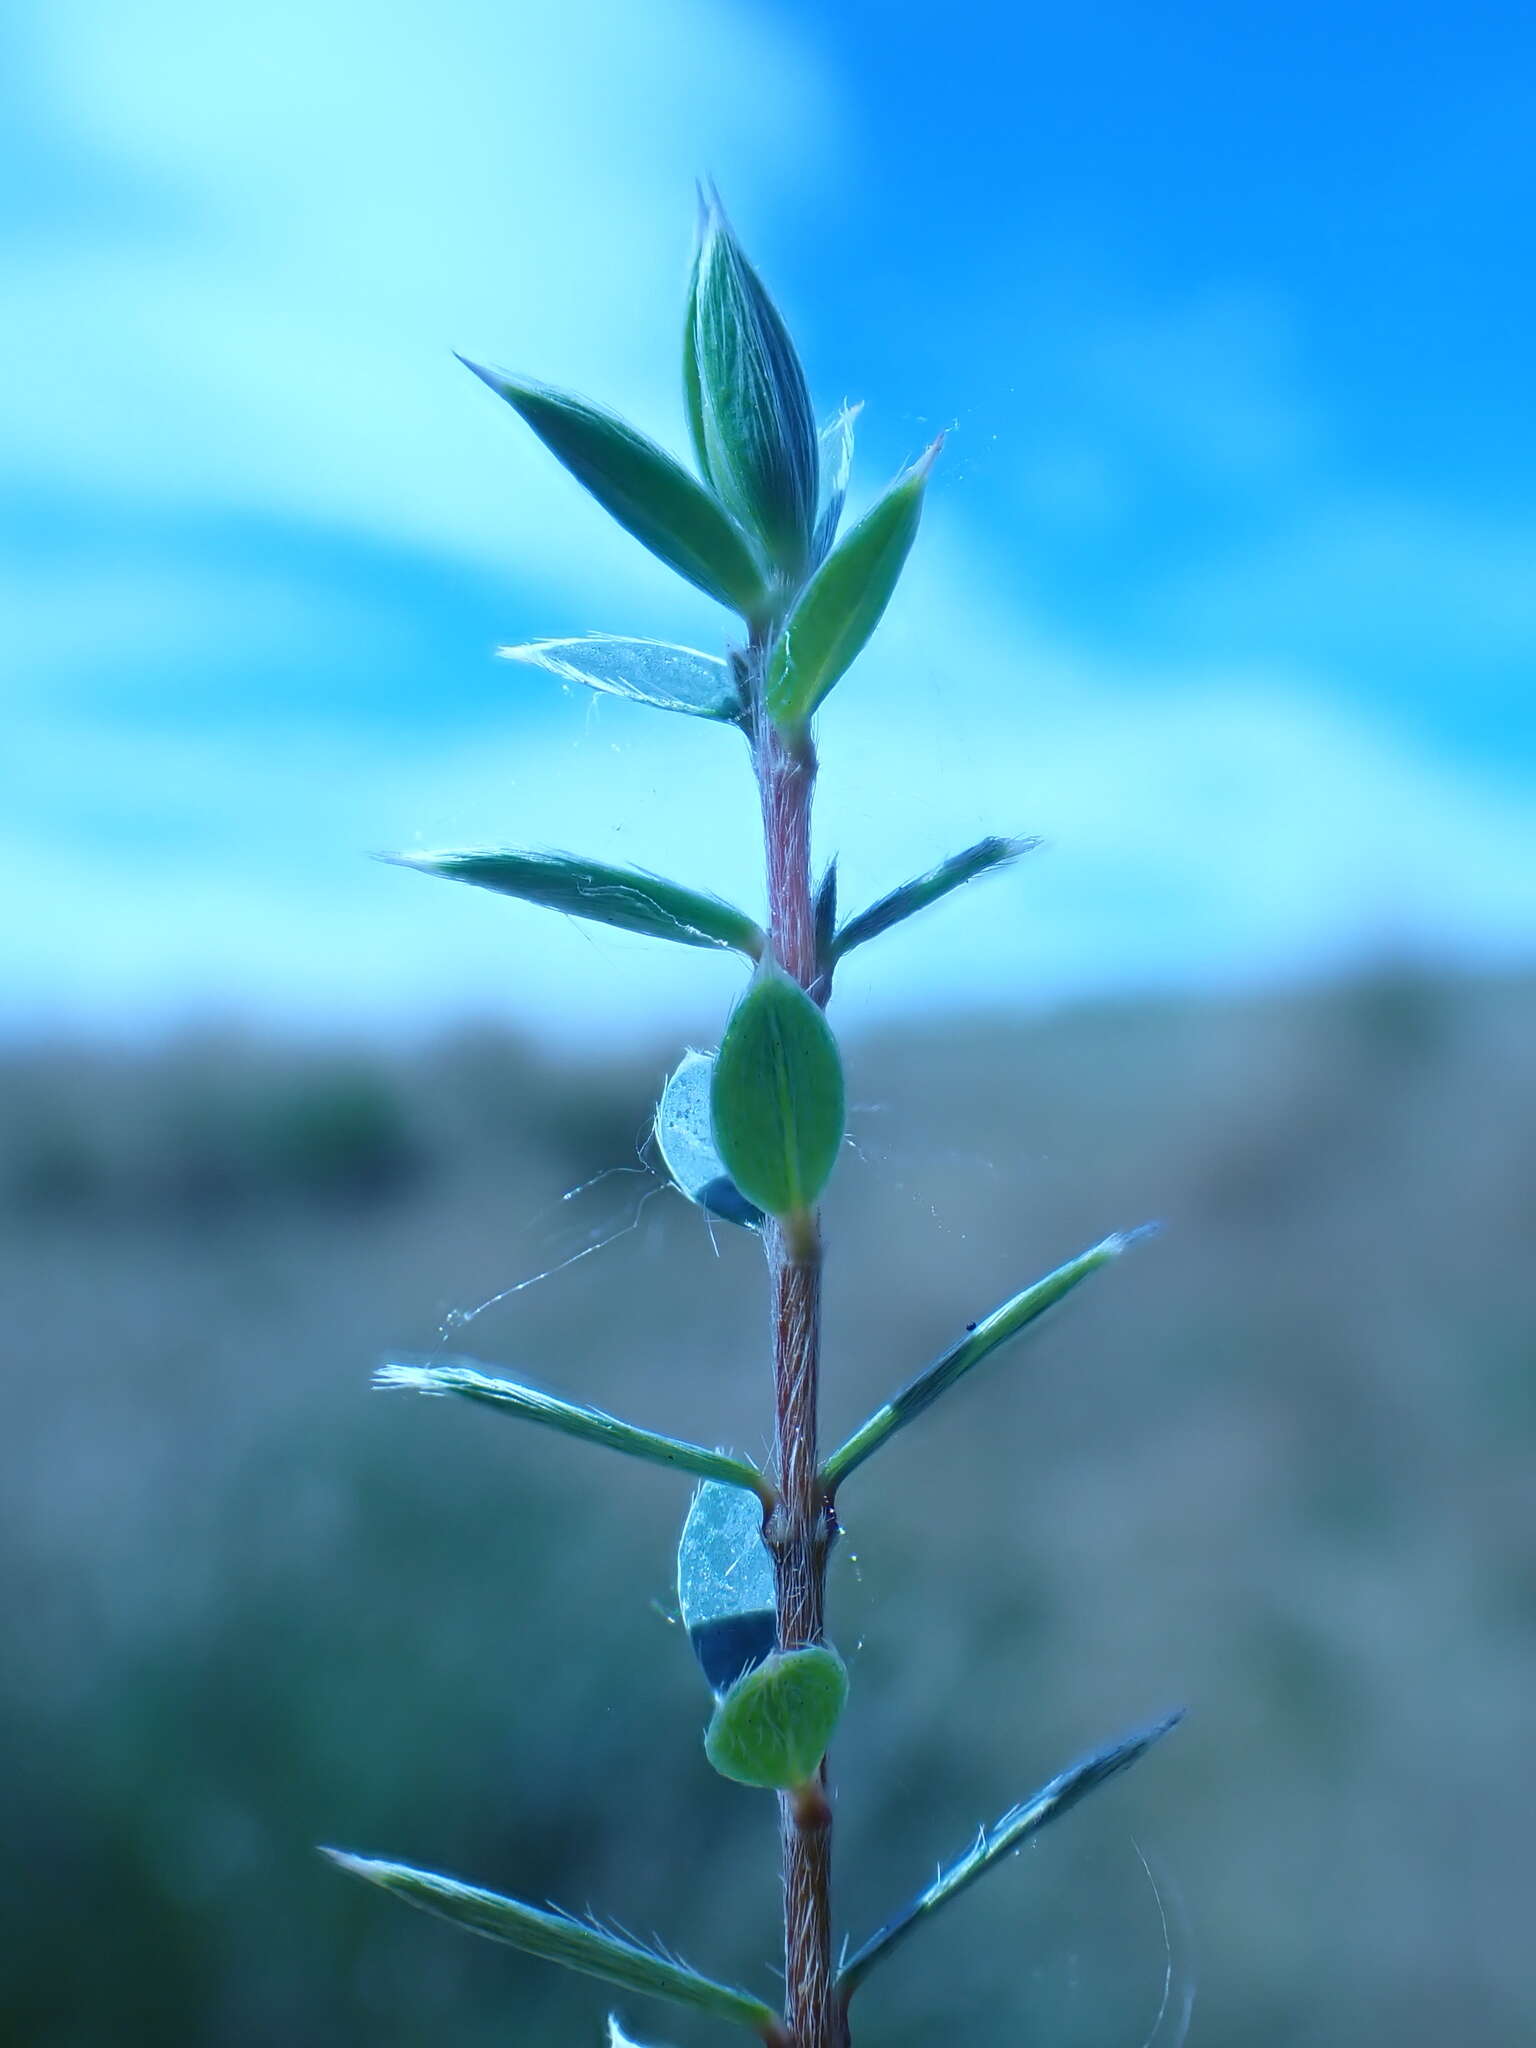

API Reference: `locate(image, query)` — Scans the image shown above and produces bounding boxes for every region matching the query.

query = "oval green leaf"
[460,359,770,622]
[765,439,940,735]
[704,1646,848,1789]
[710,972,845,1219]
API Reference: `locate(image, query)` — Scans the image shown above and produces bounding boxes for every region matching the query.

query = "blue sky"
[6,0,1534,1042]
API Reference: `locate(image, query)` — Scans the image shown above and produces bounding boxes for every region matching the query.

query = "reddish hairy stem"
[759,725,818,987]
[769,1236,839,2047]
[753,710,844,2047]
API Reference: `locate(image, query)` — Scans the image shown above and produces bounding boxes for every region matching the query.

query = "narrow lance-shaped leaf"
[460,359,769,622]
[765,439,941,735]
[837,1712,1186,2000]
[498,635,745,724]
[687,192,820,579]
[832,836,1036,964]
[655,1050,763,1230]
[812,859,839,986]
[811,401,860,566]
[322,1852,784,2040]
[384,849,763,957]
[376,1362,770,1502]
[711,971,845,1220]
[822,1233,1138,1491]
[704,1646,849,1790]
[683,228,708,496]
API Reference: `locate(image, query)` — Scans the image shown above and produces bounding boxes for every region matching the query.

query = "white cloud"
[6,0,1534,1044]
[1070,285,1318,485]
[10,594,1536,1042]
[1156,495,1536,657]
[6,0,838,618]
[0,556,393,691]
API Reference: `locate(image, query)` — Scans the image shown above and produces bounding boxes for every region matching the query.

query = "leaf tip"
[1116,1220,1164,1253]
[1090,1221,1160,1263]
[913,432,946,481]
[373,1362,445,1396]
[455,352,501,393]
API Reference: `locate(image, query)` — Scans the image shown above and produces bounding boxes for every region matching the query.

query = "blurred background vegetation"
[6,965,1534,2046]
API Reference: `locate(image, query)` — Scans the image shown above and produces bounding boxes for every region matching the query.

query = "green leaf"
[655,1050,763,1230]
[832,836,1035,963]
[710,971,845,1219]
[837,1713,1185,2000]
[460,359,770,621]
[322,1851,782,2038]
[677,1479,777,1695]
[498,635,745,723]
[822,1233,1139,1491]
[811,401,860,565]
[812,859,839,983]
[683,226,708,489]
[764,439,940,734]
[704,1646,848,1789]
[384,849,763,957]
[376,1362,769,1500]
[686,191,819,580]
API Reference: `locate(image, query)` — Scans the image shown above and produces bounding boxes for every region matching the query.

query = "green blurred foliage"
[3,969,1534,2046]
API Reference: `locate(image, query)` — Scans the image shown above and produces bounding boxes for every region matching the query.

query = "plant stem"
[758,721,818,992]
[753,709,844,2048]
[769,1225,837,2047]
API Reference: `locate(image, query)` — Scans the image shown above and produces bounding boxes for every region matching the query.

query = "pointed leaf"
[683,224,709,483]
[811,402,860,565]
[822,1233,1137,1491]
[837,1713,1185,1999]
[678,1479,777,1694]
[704,1646,848,1790]
[710,971,845,1219]
[812,859,839,984]
[376,1362,769,1500]
[765,441,940,734]
[460,359,769,621]
[385,849,763,957]
[655,1050,763,1230]
[833,836,1035,962]
[498,636,744,723]
[687,192,819,579]
[323,1851,781,2036]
